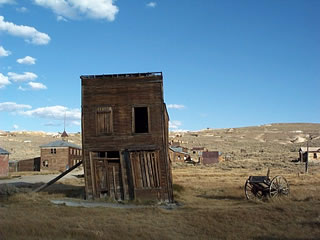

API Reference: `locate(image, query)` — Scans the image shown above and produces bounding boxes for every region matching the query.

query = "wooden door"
[94,159,124,200]
[107,161,124,200]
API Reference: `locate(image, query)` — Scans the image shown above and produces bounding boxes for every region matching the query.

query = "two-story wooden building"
[81,72,173,202]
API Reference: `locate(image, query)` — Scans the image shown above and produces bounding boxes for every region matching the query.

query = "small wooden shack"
[0,147,9,177]
[299,147,320,162]
[9,157,41,172]
[40,140,82,172]
[169,147,188,163]
[202,151,219,164]
[81,72,173,202]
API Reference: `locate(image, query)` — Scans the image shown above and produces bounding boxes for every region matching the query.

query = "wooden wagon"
[245,169,290,200]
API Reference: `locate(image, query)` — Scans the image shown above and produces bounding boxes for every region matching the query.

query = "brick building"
[0,147,9,177]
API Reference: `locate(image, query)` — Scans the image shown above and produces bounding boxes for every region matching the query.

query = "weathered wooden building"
[202,151,219,164]
[169,147,188,163]
[0,147,9,177]
[9,157,41,172]
[299,147,320,162]
[40,140,82,172]
[81,72,173,202]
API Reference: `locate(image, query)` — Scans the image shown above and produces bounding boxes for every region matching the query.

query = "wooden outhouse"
[40,140,82,172]
[81,72,173,202]
[0,147,9,177]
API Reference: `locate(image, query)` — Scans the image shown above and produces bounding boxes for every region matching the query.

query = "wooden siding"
[0,154,9,177]
[81,73,173,202]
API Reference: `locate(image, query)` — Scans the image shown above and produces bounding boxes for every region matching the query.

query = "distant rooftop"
[80,72,162,79]
[40,140,81,149]
[299,147,320,152]
[0,147,9,155]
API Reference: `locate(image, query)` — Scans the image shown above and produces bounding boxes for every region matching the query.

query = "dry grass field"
[0,123,320,239]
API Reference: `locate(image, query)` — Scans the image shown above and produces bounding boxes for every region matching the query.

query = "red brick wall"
[0,154,9,177]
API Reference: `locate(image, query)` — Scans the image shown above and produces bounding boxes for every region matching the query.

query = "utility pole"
[305,134,314,174]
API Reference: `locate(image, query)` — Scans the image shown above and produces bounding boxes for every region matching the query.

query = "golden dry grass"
[1,163,320,240]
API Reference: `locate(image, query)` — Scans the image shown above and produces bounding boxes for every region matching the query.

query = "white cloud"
[0,45,11,57]
[16,7,28,12]
[33,0,119,21]
[169,120,182,129]
[8,72,38,82]
[18,85,26,91]
[0,0,15,5]
[146,2,157,8]
[57,15,68,22]
[28,81,47,90]
[0,16,51,45]
[17,56,36,65]
[21,105,81,121]
[0,102,32,112]
[167,104,185,109]
[13,124,19,130]
[0,73,10,88]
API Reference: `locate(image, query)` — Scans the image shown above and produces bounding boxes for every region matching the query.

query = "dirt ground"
[0,123,320,239]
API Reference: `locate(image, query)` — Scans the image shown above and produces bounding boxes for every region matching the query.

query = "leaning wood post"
[33,161,82,192]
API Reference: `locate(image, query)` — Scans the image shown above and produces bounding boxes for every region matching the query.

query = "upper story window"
[51,148,56,154]
[96,106,113,135]
[133,107,149,133]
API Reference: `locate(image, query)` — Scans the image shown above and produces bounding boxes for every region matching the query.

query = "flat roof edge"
[80,72,162,80]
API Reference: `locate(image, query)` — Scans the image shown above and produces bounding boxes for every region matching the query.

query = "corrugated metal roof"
[169,147,188,154]
[40,140,81,149]
[299,147,320,152]
[0,147,9,155]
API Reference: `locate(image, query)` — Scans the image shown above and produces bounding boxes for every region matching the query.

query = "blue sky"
[0,0,319,132]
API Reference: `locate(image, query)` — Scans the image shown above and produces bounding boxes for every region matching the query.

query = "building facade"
[81,72,173,202]
[0,147,9,177]
[40,140,82,172]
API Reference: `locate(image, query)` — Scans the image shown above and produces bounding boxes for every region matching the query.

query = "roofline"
[80,72,162,80]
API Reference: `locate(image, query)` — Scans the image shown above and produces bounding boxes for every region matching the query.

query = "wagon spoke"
[269,176,290,198]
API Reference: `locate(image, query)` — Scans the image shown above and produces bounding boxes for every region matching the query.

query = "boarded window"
[96,107,112,134]
[133,107,149,133]
[130,151,160,189]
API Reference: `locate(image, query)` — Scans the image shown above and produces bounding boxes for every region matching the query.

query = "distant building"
[9,157,41,172]
[202,151,219,165]
[40,140,82,172]
[0,147,9,177]
[299,147,320,162]
[169,147,188,163]
[190,147,207,162]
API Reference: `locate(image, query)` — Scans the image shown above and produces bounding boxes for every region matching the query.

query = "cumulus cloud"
[16,7,28,12]
[21,105,81,121]
[0,73,10,88]
[146,2,157,8]
[12,124,19,130]
[57,15,68,22]
[28,81,47,90]
[169,120,182,129]
[0,102,32,112]
[0,45,11,57]
[0,16,51,45]
[0,0,15,5]
[17,56,36,65]
[167,104,185,109]
[33,0,119,21]
[8,72,38,82]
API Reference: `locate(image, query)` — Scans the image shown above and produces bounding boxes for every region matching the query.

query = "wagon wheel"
[269,176,290,198]
[245,180,263,200]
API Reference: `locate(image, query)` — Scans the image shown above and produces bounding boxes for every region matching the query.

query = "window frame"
[132,105,150,134]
